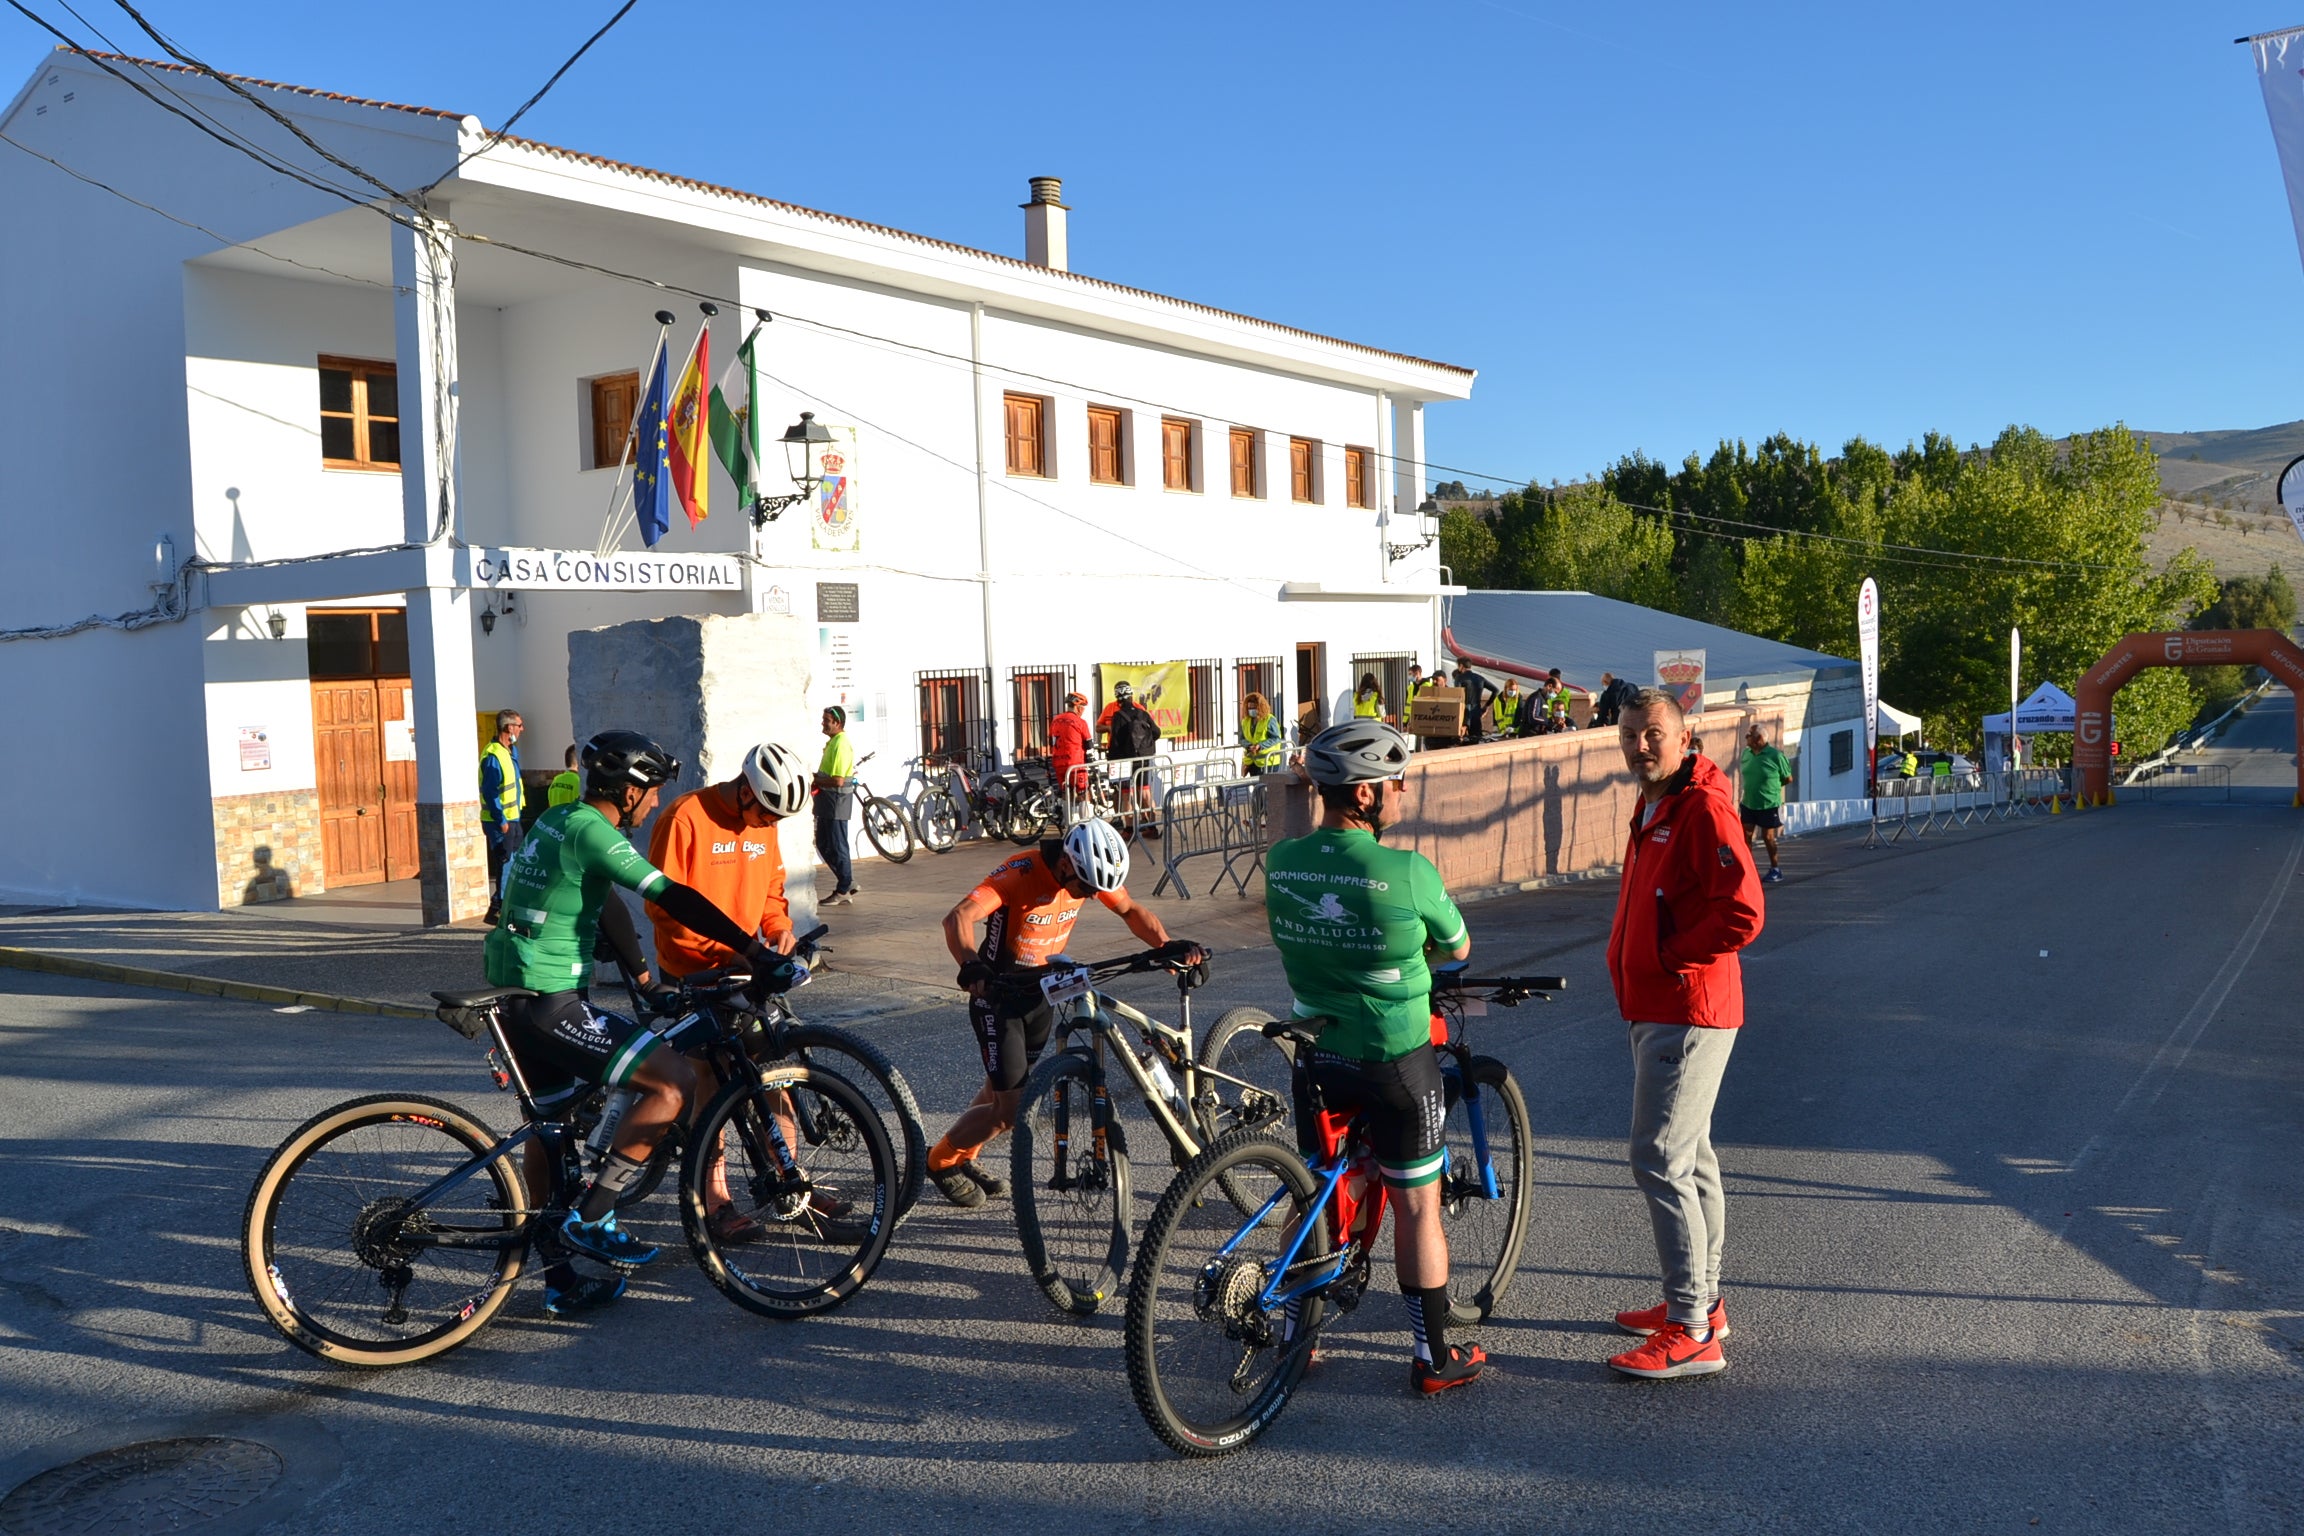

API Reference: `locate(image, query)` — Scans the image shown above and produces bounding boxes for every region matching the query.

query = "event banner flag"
[811,425,861,553]
[2279,453,2304,548]
[1858,576,1880,766]
[2248,30,2304,276]
[1100,661,1192,738]
[1653,649,1706,716]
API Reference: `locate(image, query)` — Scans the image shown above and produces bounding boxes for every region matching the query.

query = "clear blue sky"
[8,1,2303,489]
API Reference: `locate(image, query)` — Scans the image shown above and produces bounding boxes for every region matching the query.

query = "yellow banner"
[1102,661,1191,739]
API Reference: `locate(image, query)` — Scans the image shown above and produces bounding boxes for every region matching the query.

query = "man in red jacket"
[1603,687,1764,1380]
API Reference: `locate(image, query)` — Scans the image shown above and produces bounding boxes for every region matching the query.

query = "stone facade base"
[213,788,324,908]
[416,799,490,925]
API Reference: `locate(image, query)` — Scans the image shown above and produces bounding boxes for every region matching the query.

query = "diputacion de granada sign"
[469,547,742,592]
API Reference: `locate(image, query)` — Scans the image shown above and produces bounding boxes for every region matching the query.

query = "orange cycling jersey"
[970,845,1125,968]
[647,782,792,976]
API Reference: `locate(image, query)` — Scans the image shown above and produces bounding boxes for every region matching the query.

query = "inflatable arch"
[2072,629,2304,805]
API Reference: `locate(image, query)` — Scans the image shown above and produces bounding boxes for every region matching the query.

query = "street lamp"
[749,411,835,528]
[1385,497,1443,563]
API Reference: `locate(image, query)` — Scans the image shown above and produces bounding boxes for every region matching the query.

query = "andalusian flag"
[708,324,762,506]
[666,326,711,528]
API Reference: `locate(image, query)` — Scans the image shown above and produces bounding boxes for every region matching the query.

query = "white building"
[0,49,1472,922]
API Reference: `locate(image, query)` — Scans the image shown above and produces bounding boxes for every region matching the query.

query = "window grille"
[1009,664,1077,759]
[917,667,993,770]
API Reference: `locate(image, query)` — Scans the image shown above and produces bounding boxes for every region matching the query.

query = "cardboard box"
[1409,686,1465,737]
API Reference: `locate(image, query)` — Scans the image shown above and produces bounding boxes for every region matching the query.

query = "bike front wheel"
[776,1022,928,1221]
[1439,1055,1535,1326]
[861,796,915,863]
[1010,1049,1133,1315]
[681,1064,896,1318]
[243,1093,527,1367]
[915,791,959,853]
[1125,1128,1327,1457]
[1007,786,1056,844]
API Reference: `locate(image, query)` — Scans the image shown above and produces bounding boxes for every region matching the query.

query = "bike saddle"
[1259,1018,1324,1050]
[431,986,532,1008]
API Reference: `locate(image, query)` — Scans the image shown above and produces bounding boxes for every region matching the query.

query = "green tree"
[1438,506,1499,586]
[2192,565,2296,632]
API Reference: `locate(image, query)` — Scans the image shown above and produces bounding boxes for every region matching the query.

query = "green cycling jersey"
[484,802,669,993]
[1264,826,1468,1062]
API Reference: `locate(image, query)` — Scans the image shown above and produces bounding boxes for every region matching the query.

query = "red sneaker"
[1614,1296,1729,1339]
[1608,1321,1726,1379]
[1410,1343,1486,1394]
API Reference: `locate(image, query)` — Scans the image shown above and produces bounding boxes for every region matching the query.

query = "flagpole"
[596,311,675,554]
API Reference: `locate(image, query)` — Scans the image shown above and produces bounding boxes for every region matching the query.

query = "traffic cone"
[2050,794,2060,814]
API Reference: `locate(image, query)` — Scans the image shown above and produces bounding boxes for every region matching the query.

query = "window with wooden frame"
[1087,405,1127,486]
[1161,416,1196,491]
[1009,664,1076,758]
[1235,657,1282,730]
[1289,437,1319,503]
[1229,427,1260,498]
[589,370,640,470]
[318,356,400,471]
[1181,658,1223,745]
[917,668,992,767]
[1004,392,1048,477]
[1345,446,1372,509]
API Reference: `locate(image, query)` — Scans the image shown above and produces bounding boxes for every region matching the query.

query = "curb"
[0,945,432,1018]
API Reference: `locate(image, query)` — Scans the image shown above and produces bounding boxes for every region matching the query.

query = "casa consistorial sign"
[469,547,742,592]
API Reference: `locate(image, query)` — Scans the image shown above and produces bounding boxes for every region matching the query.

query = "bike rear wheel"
[915,791,959,853]
[681,1064,896,1318]
[1010,1049,1133,1315]
[243,1093,527,1367]
[1439,1055,1535,1326]
[1007,785,1056,844]
[861,796,915,863]
[776,1022,928,1221]
[1124,1128,1327,1457]
[1193,1007,1297,1212]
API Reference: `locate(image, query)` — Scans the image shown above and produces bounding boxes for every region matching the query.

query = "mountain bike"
[912,755,1026,853]
[595,930,929,1223]
[992,759,1063,844]
[1122,969,1561,1456]
[242,957,895,1367]
[849,752,915,863]
[1005,947,1295,1316]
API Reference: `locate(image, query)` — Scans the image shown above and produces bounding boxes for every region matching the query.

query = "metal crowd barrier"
[1150,775,1268,899]
[1866,767,2069,844]
[1057,744,1246,830]
[2128,762,2233,802]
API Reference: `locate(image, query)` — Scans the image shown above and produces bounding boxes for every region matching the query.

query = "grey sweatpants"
[1627,1021,1737,1326]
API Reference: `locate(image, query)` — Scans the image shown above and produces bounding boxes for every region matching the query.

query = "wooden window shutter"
[1290,438,1314,503]
[1088,406,1122,484]
[591,371,640,470]
[1162,417,1192,490]
[1231,428,1256,497]
[1005,393,1044,476]
[1346,447,1368,509]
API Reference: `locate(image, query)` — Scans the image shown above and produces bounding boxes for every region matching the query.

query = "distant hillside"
[2139,420,2304,513]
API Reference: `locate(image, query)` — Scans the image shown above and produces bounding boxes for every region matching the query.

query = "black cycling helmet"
[581,730,681,799]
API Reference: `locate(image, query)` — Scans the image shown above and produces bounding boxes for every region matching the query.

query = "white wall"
[202,606,319,796]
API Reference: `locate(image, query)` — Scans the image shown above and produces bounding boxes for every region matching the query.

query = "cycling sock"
[927,1135,979,1174]
[577,1151,649,1222]
[1405,1284,1451,1365]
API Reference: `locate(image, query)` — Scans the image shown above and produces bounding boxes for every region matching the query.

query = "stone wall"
[416,799,491,925]
[211,787,323,907]
[568,612,821,944]
[1272,704,1788,895]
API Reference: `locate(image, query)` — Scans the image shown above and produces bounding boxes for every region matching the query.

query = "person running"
[484,729,793,1314]
[1738,724,1794,884]
[927,820,1200,1207]
[1265,720,1482,1394]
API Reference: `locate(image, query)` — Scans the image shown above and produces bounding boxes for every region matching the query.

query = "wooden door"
[313,680,385,886]
[378,677,419,881]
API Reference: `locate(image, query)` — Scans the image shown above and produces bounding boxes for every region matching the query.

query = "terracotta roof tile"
[75,48,463,119]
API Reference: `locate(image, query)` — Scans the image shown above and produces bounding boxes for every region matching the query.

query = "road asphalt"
[1,798,2301,1533]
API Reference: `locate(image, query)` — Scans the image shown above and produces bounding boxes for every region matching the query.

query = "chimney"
[1022,176,1068,271]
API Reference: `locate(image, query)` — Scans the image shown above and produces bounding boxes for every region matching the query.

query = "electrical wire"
[423,0,637,192]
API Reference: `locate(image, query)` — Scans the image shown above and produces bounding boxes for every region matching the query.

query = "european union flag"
[632,336,673,548]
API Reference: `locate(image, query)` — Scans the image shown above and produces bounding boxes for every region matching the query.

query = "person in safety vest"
[1241,691,1286,772]
[1492,678,1522,736]
[547,744,582,808]
[481,709,526,924]
[1546,669,1573,731]
[1354,673,1384,720]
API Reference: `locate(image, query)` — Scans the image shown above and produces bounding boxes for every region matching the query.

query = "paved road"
[2,806,2301,1532]
[2192,686,2299,790]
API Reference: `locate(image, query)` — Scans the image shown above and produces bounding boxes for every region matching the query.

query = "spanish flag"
[667,326,711,528]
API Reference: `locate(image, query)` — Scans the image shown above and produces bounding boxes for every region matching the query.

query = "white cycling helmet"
[1302,720,1413,785]
[741,741,811,818]
[1060,817,1131,893]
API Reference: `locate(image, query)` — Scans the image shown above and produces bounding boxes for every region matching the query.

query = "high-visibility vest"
[1493,692,1520,732]
[1353,689,1382,719]
[1547,687,1570,721]
[1241,713,1285,771]
[546,770,581,807]
[481,740,525,825]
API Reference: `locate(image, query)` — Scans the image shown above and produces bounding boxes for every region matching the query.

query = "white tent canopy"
[1876,700,1923,738]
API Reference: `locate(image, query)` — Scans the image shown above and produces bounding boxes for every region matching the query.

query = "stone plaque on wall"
[816,582,860,623]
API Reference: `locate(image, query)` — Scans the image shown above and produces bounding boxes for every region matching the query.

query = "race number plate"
[1039,968,1092,1007]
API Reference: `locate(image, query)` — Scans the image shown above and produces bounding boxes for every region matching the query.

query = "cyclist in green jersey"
[1265,720,1482,1394]
[485,729,792,1312]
